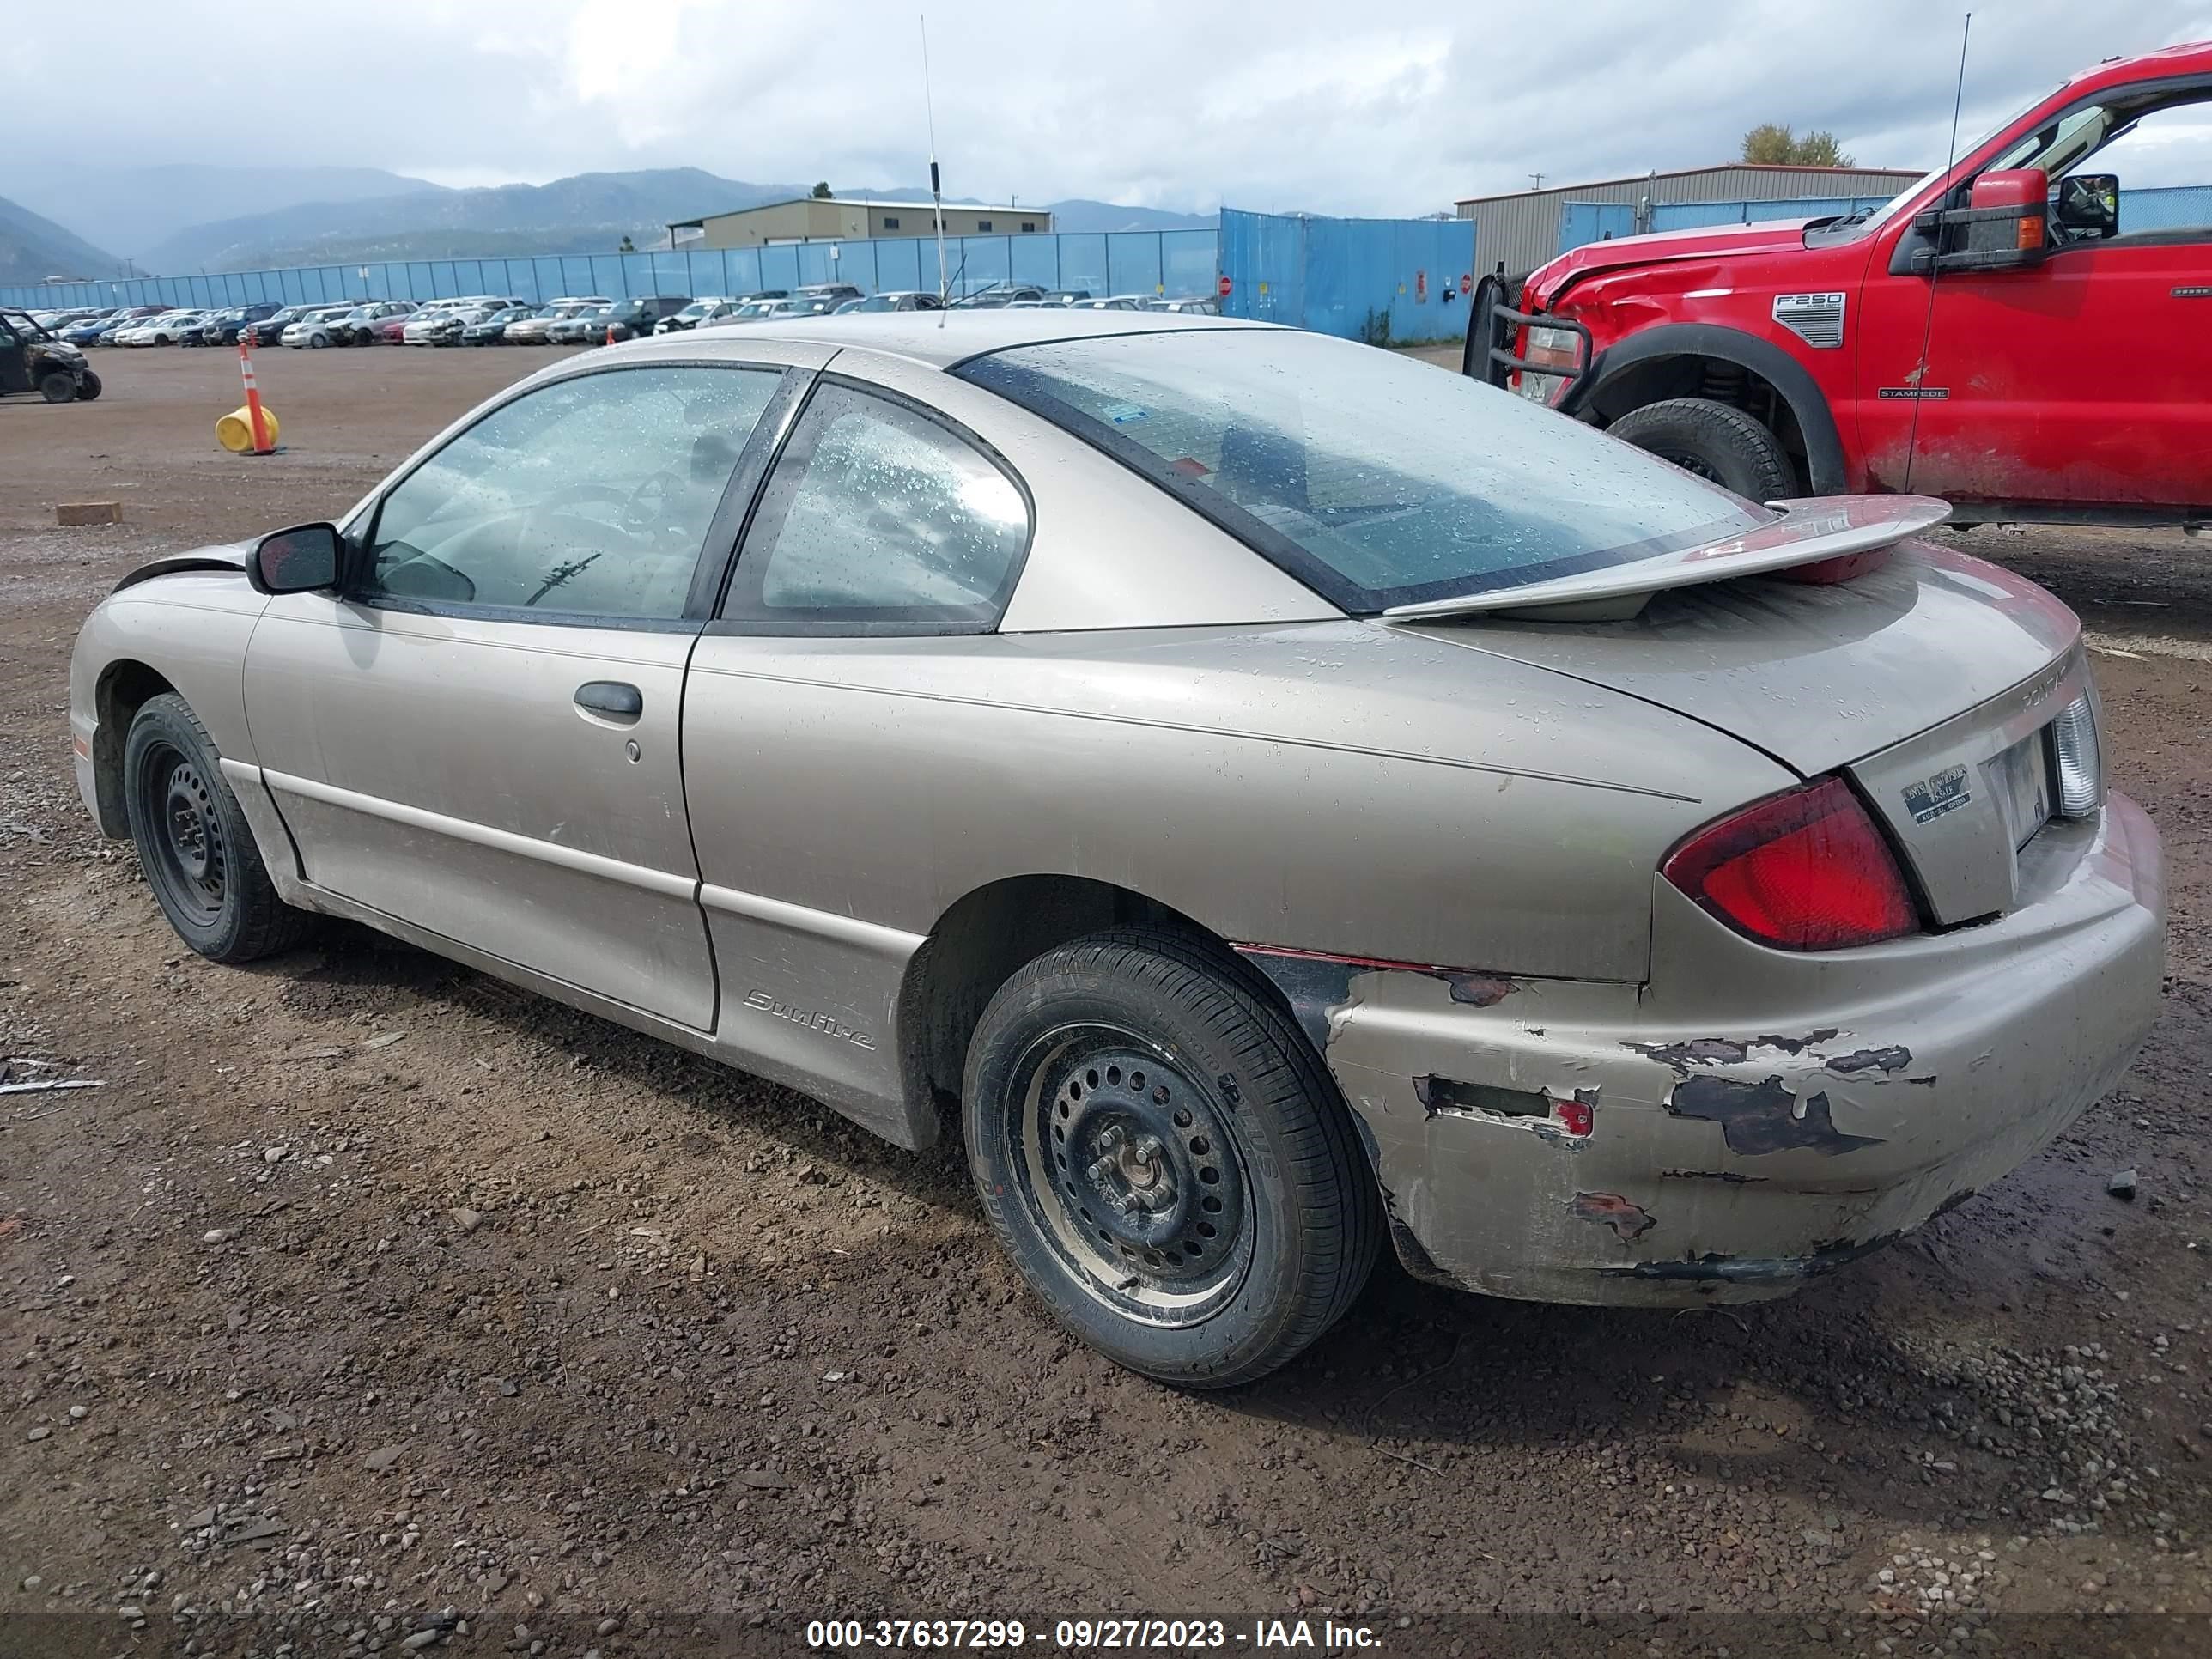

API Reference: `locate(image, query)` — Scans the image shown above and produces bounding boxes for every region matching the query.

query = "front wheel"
[963,928,1379,1388]
[122,694,315,963]
[39,371,76,404]
[306,332,327,349]
[75,370,102,402]
[1606,396,1797,501]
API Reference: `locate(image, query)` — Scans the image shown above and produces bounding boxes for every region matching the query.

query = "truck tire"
[1607,397,1796,501]
[963,927,1380,1389]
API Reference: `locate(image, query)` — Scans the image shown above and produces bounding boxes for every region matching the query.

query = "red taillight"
[1662,778,1919,951]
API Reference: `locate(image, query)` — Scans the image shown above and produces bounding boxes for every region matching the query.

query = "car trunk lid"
[1399,537,2087,925]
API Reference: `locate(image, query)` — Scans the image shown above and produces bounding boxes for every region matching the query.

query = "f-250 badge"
[1902,766,1971,824]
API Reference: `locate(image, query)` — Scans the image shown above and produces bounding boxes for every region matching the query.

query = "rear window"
[957,329,1766,612]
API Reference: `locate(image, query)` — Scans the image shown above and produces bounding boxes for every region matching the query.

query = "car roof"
[605,308,1270,371]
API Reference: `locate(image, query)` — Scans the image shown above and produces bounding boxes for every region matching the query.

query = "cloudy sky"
[15,0,2212,211]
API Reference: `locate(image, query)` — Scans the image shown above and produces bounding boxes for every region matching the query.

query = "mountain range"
[3,164,1215,282]
[0,196,124,286]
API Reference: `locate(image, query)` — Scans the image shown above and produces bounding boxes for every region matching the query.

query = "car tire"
[76,371,102,402]
[1606,397,1797,501]
[39,371,76,404]
[963,927,1379,1389]
[122,694,315,963]
[306,333,327,349]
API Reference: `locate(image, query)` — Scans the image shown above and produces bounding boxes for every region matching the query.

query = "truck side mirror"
[1909,169,2051,275]
[250,522,343,594]
[2056,173,2120,239]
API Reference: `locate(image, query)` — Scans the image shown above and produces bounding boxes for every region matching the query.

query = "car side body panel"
[679,623,1794,1143]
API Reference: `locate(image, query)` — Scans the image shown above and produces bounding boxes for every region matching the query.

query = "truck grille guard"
[1467,274,1597,409]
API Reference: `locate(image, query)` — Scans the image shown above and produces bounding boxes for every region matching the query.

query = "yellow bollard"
[216,404,280,453]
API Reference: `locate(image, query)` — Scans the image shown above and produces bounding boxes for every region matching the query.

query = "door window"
[362,365,780,620]
[720,382,1031,629]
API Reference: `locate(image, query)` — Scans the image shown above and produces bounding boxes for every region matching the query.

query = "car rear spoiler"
[1382,496,1951,623]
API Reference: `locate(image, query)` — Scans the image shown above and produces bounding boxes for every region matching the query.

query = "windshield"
[3,310,52,339]
[959,330,1764,612]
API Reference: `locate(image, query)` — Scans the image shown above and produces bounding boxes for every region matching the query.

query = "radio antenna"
[922,13,951,320]
[1903,10,1972,493]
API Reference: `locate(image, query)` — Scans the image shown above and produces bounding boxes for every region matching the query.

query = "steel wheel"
[120,694,315,963]
[136,742,228,929]
[964,927,1380,1387]
[1008,1023,1255,1328]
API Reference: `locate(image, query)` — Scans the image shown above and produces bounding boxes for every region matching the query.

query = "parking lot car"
[604,295,692,341]
[697,297,786,330]
[282,306,359,349]
[330,301,415,346]
[547,304,618,346]
[951,284,1047,308]
[834,290,945,313]
[1068,295,1147,311]
[120,311,206,346]
[243,307,309,345]
[1,307,101,401]
[66,312,2166,1386]
[59,315,121,346]
[196,303,289,347]
[401,302,488,346]
[507,299,611,345]
[655,297,735,333]
[461,304,537,345]
[1141,295,1220,315]
[794,283,863,309]
[1468,40,2212,525]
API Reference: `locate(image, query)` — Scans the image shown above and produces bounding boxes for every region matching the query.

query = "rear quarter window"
[957,329,1763,612]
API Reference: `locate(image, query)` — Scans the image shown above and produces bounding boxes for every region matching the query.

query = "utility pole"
[1528,172,1545,191]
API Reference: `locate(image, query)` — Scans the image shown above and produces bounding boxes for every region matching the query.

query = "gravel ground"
[3,347,2212,1658]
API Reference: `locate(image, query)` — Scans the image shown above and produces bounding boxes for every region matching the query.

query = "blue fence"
[1,229,1220,313]
[1559,184,2209,255]
[1218,209,1475,344]
[2126,184,2212,230]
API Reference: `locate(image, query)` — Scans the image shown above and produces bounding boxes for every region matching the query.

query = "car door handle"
[574,681,643,722]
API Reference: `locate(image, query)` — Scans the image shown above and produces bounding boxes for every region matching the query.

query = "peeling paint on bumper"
[1252,792,2165,1307]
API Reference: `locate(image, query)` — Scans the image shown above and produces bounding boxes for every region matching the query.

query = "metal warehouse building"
[670,196,1054,251]
[1455,164,1925,278]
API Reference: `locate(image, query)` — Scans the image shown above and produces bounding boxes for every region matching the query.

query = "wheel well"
[91,660,175,836]
[1589,354,1812,494]
[897,876,1290,1132]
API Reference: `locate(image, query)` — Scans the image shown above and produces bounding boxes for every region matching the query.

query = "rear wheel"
[39,371,76,404]
[963,927,1379,1388]
[1607,396,1796,501]
[123,694,314,963]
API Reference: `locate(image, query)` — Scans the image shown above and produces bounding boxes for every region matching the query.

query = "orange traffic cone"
[231,336,276,455]
[605,322,617,346]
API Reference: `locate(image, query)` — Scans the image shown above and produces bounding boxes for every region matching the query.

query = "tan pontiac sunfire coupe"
[70,311,2164,1384]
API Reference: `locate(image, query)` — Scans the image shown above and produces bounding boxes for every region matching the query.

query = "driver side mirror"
[250,522,343,594]
[1910,169,2051,274]
[2056,173,2120,239]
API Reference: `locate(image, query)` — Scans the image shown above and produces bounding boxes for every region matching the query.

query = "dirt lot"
[4,346,2212,1658]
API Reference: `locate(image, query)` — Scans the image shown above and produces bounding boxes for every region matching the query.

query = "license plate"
[1990,728,2054,850]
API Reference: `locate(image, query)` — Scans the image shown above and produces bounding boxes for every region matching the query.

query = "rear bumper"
[1299,792,2165,1305]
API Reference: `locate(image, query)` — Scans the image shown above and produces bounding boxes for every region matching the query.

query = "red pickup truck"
[1467,41,2212,528]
